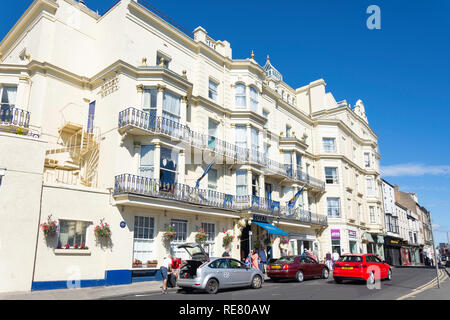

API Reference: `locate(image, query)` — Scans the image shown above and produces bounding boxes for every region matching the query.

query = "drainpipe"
[31,180,45,290]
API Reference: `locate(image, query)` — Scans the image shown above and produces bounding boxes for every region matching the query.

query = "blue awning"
[253,222,289,236]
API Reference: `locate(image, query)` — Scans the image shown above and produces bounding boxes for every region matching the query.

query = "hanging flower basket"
[280,236,289,245]
[223,232,234,247]
[40,215,58,237]
[195,228,208,244]
[94,219,112,239]
[163,226,176,242]
[133,259,142,268]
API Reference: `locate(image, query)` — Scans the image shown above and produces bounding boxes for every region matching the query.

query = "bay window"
[162,91,181,122]
[160,146,178,186]
[208,79,218,101]
[140,145,155,178]
[249,87,258,112]
[323,138,336,153]
[325,167,339,184]
[0,85,17,122]
[236,170,247,196]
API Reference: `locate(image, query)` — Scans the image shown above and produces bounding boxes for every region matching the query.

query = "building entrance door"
[240,225,251,261]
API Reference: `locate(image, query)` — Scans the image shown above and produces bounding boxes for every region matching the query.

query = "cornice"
[0,0,59,58]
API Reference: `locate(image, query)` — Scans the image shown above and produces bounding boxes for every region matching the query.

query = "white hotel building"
[0,0,384,292]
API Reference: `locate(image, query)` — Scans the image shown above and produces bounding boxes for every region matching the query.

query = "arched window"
[235,84,246,109]
[249,87,258,112]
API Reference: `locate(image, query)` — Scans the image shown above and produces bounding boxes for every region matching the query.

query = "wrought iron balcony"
[114,174,328,226]
[118,107,326,191]
[0,106,30,133]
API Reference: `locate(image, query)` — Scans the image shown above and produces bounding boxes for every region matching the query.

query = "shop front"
[348,230,358,254]
[331,229,341,255]
[363,232,375,254]
[289,234,318,256]
[384,236,403,266]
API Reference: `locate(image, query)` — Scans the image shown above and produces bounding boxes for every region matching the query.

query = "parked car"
[177,243,264,294]
[333,254,392,285]
[267,255,329,282]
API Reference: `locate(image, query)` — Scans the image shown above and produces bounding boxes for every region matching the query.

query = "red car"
[267,255,329,282]
[333,254,392,284]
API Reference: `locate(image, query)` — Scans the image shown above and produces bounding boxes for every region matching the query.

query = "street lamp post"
[429,214,440,288]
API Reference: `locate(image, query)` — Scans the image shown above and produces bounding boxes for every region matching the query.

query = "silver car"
[177,243,264,294]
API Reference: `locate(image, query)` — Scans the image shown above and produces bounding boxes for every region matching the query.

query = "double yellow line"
[397,268,449,300]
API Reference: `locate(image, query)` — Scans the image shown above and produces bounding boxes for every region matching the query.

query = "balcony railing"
[118,108,326,190]
[0,106,30,130]
[114,174,328,226]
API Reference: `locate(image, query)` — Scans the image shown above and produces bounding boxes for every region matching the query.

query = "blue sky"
[1,0,449,244]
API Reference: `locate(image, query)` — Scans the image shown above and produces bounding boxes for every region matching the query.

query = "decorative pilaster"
[156,85,165,118]
[154,143,161,181]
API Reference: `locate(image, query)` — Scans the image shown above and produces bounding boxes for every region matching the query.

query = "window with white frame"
[0,85,17,109]
[364,152,371,168]
[262,109,269,119]
[358,203,363,221]
[249,87,258,112]
[133,216,156,263]
[325,167,339,184]
[208,168,218,191]
[285,125,291,138]
[143,88,157,114]
[251,127,259,151]
[208,118,219,148]
[208,79,219,101]
[171,219,188,243]
[162,90,181,122]
[140,145,155,178]
[236,170,248,196]
[235,84,246,109]
[323,138,336,153]
[366,177,374,196]
[58,220,89,248]
[160,146,178,185]
[201,222,216,243]
[252,173,260,197]
[369,206,376,223]
[327,198,341,218]
[235,125,247,150]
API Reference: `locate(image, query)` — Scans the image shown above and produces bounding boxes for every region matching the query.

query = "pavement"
[0,268,447,300]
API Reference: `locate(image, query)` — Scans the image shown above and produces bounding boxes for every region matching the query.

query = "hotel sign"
[331,229,341,240]
[348,230,357,239]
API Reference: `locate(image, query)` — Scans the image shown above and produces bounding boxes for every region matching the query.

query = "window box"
[54,249,91,256]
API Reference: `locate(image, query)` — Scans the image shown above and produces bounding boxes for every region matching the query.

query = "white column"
[180,96,188,125]
[247,169,252,196]
[178,150,185,184]
[154,143,161,181]
[156,85,165,118]
[136,84,144,110]
[259,175,265,199]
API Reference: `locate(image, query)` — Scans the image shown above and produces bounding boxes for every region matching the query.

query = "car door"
[306,257,322,277]
[372,255,387,278]
[299,256,311,278]
[208,258,231,288]
[228,258,251,287]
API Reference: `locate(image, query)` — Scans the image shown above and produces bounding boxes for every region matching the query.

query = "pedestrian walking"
[326,252,333,271]
[222,248,231,257]
[160,254,172,294]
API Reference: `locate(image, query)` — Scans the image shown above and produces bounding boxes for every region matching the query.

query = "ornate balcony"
[0,106,30,134]
[118,107,326,191]
[113,174,328,226]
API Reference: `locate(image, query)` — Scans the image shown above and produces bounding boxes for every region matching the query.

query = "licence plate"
[342,267,353,270]
[271,265,281,269]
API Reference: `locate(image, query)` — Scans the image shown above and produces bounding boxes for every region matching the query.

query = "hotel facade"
[1,0,387,292]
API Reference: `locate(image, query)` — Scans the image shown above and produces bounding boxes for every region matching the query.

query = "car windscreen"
[337,256,363,263]
[273,256,296,264]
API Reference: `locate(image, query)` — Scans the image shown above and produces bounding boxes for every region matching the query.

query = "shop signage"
[331,229,341,240]
[252,214,272,224]
[348,230,357,239]
[390,240,400,244]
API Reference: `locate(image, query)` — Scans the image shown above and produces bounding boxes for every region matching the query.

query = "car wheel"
[251,275,262,289]
[334,277,343,284]
[387,269,392,281]
[368,272,375,285]
[322,268,329,279]
[205,278,219,294]
[296,270,304,282]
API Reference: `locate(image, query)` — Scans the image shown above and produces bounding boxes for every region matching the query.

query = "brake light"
[283,264,289,270]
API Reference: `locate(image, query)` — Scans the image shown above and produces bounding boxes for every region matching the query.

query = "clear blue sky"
[1,0,449,244]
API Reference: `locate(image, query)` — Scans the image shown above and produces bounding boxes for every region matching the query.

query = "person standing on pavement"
[258,245,267,273]
[332,250,340,268]
[326,252,333,271]
[251,250,260,270]
[160,254,172,294]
